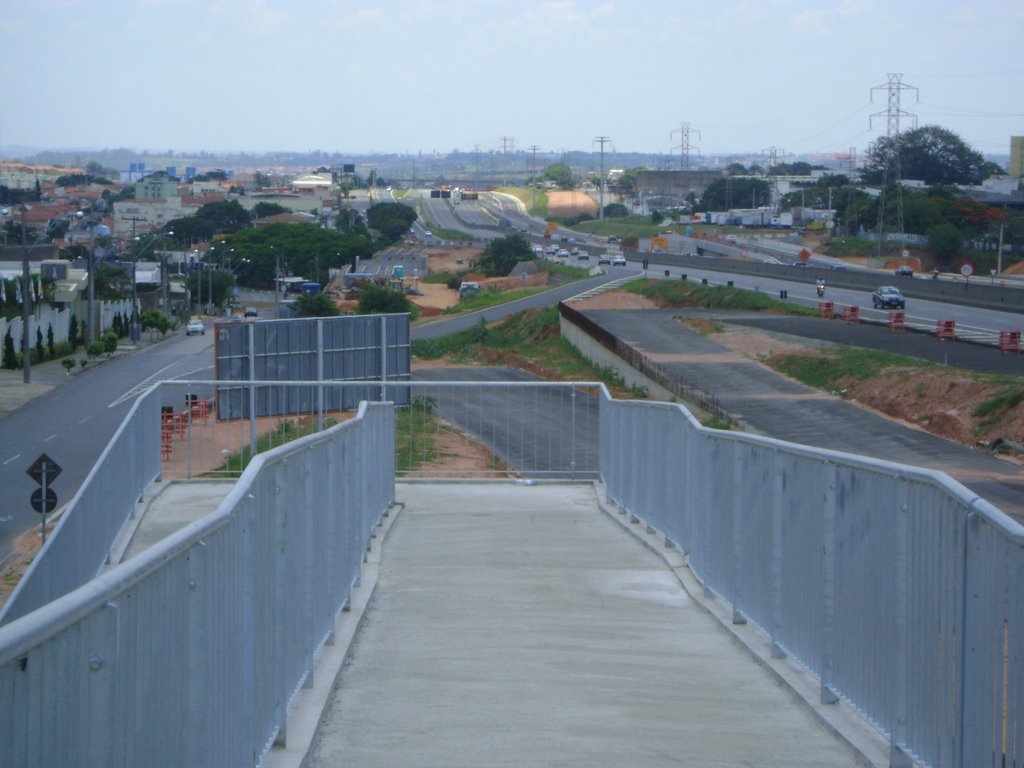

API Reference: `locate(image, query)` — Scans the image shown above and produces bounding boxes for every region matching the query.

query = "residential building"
[1010,136,1024,178]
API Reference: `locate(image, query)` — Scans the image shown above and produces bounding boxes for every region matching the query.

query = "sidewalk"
[299,482,885,768]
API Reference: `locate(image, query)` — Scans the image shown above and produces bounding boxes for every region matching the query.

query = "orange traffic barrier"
[189,398,210,421]
[842,305,860,324]
[936,320,956,341]
[817,301,834,318]
[999,330,1021,353]
[887,311,906,332]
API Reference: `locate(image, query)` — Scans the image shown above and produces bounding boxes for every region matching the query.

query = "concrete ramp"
[305,482,881,768]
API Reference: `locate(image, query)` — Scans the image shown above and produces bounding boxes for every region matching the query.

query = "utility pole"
[671,122,700,171]
[499,136,514,186]
[19,207,31,384]
[594,136,610,220]
[528,145,540,213]
[870,73,918,267]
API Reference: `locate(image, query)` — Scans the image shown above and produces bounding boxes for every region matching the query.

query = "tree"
[863,125,986,186]
[294,293,340,317]
[725,163,747,176]
[139,309,172,336]
[699,177,770,210]
[603,203,629,218]
[544,163,574,190]
[252,202,290,219]
[357,283,414,315]
[46,324,54,358]
[186,269,235,308]
[366,202,417,243]
[35,327,44,362]
[928,223,963,267]
[476,234,534,277]
[2,328,16,369]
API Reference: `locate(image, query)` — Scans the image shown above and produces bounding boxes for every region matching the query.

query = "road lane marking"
[3,453,21,465]
[108,362,212,408]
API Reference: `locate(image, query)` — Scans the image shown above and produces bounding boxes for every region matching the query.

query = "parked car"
[872,286,906,309]
[186,319,205,336]
[894,265,914,277]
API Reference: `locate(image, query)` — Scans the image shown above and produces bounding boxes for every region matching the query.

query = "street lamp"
[129,230,173,341]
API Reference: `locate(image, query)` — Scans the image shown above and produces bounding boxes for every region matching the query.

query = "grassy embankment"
[623,278,1024,436]
[494,186,548,219]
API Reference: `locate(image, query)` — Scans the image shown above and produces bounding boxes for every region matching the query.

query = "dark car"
[894,266,914,277]
[872,286,906,309]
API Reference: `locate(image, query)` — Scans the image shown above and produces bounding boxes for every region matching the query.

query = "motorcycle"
[815,283,825,298]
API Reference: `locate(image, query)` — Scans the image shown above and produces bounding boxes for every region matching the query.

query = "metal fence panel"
[215,315,411,419]
[0,400,394,768]
[599,396,1024,768]
[0,388,162,626]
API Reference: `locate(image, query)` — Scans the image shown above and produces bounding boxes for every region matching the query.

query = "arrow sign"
[27,453,62,485]
[30,488,58,515]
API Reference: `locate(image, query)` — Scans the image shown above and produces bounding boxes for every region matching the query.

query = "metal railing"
[0,385,162,626]
[1,380,1021,768]
[0,399,394,767]
[600,396,1023,768]
[154,379,602,481]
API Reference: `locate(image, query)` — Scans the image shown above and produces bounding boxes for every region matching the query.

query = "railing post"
[889,487,912,767]
[820,460,838,705]
[316,319,325,431]
[770,449,786,658]
[248,322,257,458]
[570,385,577,480]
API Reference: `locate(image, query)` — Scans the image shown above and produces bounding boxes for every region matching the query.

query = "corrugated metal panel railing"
[0,401,394,767]
[0,387,163,626]
[600,395,1024,768]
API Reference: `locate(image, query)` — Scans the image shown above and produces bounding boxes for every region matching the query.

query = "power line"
[594,136,610,220]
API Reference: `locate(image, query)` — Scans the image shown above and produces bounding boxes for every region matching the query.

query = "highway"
[2,190,1020,566]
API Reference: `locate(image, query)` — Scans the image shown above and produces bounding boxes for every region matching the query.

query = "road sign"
[30,488,58,515]
[960,263,974,277]
[902,249,910,258]
[27,453,62,485]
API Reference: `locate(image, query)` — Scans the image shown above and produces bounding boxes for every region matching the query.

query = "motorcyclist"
[815,277,826,297]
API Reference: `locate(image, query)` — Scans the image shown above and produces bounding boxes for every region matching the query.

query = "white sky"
[2,0,1022,159]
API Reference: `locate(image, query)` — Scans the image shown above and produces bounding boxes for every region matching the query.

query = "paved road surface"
[582,308,1024,520]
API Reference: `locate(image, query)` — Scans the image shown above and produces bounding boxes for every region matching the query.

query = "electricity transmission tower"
[594,136,610,219]
[870,73,918,266]
[671,122,700,171]
[761,146,783,211]
[528,145,540,213]
[500,136,515,186]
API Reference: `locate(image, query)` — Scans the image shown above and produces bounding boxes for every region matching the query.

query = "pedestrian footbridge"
[0,381,1020,768]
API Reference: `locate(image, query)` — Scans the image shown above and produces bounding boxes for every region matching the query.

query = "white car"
[186,319,205,336]
[612,256,627,266]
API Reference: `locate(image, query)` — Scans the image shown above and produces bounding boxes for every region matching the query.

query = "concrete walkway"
[305,482,885,768]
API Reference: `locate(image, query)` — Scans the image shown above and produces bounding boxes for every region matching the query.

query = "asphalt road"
[0,332,216,566]
[411,367,601,478]
[582,308,1024,521]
